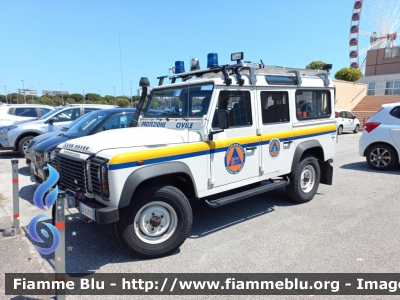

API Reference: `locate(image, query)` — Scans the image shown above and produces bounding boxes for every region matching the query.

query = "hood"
[32,131,64,144]
[0,118,38,127]
[36,135,71,153]
[59,127,202,154]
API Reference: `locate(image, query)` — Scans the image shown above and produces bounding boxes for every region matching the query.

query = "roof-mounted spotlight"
[231,52,244,64]
[190,57,200,71]
[175,61,185,74]
[322,64,333,74]
[207,53,219,68]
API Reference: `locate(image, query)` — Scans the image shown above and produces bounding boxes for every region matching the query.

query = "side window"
[102,114,134,131]
[296,90,331,120]
[14,108,37,117]
[339,111,346,118]
[212,91,252,128]
[53,108,80,122]
[84,108,100,114]
[39,108,52,116]
[346,111,354,119]
[260,91,289,124]
[390,106,400,119]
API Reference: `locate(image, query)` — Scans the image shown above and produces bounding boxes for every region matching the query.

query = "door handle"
[246,146,257,150]
[283,141,293,144]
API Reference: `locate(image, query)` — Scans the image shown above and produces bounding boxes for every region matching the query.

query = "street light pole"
[113,86,116,105]
[21,79,26,104]
[60,83,63,105]
[4,84,6,104]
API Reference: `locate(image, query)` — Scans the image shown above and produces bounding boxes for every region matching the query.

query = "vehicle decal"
[108,124,337,170]
[224,144,245,174]
[269,138,281,158]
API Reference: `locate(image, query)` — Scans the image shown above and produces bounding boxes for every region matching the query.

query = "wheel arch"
[14,131,41,150]
[118,161,197,208]
[291,140,325,172]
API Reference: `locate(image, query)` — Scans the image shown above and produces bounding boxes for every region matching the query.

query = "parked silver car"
[0,104,54,126]
[0,104,116,155]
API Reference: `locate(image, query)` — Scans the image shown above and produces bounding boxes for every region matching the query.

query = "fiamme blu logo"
[28,165,60,255]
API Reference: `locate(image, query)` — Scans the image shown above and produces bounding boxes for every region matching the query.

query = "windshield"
[38,107,63,120]
[143,83,213,119]
[65,110,110,138]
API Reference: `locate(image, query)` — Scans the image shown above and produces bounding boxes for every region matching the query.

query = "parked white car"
[335,110,360,134]
[359,102,400,170]
[0,104,54,126]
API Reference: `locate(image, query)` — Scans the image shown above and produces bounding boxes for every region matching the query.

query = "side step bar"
[205,178,289,208]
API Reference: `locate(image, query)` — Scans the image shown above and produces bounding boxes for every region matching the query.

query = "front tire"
[337,125,343,135]
[116,183,192,259]
[18,136,34,156]
[353,124,359,133]
[366,143,397,170]
[286,154,321,203]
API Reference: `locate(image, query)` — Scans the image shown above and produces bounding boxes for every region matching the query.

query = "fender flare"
[291,140,324,172]
[118,161,197,208]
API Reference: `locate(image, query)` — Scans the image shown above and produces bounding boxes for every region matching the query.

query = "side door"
[209,88,260,188]
[338,111,347,130]
[345,111,355,130]
[49,107,81,131]
[257,89,295,177]
[390,106,400,150]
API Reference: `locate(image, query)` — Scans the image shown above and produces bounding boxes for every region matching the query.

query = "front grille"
[57,153,87,192]
[88,157,109,197]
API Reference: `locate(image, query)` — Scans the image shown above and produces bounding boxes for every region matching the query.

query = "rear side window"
[14,108,38,117]
[39,108,52,116]
[296,90,331,120]
[390,106,400,119]
[260,91,289,124]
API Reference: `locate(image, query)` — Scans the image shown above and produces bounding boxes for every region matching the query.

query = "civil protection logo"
[224,143,245,174]
[28,165,60,255]
[269,138,281,158]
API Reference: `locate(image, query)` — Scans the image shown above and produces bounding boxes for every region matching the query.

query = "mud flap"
[320,160,333,185]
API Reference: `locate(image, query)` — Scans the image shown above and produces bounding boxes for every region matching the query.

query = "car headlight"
[2,125,17,132]
[50,149,57,160]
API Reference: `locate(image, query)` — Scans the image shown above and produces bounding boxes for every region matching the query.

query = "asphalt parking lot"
[1,132,400,299]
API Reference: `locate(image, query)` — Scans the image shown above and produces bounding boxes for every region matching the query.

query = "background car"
[359,102,400,170]
[335,110,360,134]
[31,108,136,184]
[0,104,116,155]
[0,104,54,126]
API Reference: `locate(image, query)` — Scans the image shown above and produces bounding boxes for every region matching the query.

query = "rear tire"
[115,183,192,259]
[18,136,34,156]
[366,143,397,170]
[353,124,359,133]
[337,125,343,135]
[286,154,320,203]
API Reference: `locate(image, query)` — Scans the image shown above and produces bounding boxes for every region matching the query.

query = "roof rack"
[158,62,331,87]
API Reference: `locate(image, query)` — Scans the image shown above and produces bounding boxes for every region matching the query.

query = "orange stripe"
[55,222,65,229]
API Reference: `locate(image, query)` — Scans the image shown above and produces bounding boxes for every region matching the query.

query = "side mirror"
[353,115,356,119]
[48,117,57,124]
[217,110,229,130]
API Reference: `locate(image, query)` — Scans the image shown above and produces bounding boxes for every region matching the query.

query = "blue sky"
[0,0,377,97]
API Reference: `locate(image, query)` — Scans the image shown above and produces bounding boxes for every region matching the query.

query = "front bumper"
[67,190,119,224]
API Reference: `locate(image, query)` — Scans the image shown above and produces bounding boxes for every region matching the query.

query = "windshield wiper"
[147,112,161,121]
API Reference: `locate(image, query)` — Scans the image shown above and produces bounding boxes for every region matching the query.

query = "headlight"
[2,125,17,132]
[50,149,57,160]
[97,163,109,198]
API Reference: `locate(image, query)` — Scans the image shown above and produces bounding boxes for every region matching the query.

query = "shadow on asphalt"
[20,186,296,273]
[340,161,400,174]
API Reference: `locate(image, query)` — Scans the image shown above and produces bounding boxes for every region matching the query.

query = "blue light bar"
[207,53,218,68]
[175,61,185,73]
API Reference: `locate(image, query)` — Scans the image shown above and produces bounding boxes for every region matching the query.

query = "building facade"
[357,46,400,96]
[18,88,38,96]
[42,90,69,96]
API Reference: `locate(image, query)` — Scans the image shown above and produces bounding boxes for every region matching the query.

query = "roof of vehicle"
[382,102,400,108]
[0,103,53,108]
[55,104,119,108]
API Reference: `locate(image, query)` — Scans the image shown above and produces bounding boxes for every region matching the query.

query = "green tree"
[334,67,362,82]
[65,97,75,105]
[104,95,115,105]
[53,96,63,106]
[38,96,52,106]
[116,97,130,107]
[86,93,101,103]
[70,93,83,103]
[0,95,6,103]
[306,61,327,70]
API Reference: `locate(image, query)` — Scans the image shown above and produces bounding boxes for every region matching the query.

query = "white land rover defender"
[54,52,336,258]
